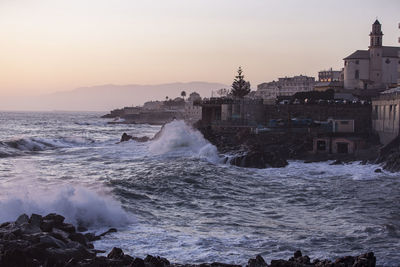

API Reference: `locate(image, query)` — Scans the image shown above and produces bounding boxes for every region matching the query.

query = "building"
[256,75,315,100]
[319,68,343,82]
[372,91,400,145]
[343,20,400,90]
[398,22,400,88]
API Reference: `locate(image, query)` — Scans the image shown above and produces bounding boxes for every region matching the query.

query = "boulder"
[247,255,268,267]
[15,214,29,225]
[43,213,65,225]
[107,247,124,259]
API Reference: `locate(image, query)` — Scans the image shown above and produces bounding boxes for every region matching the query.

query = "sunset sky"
[0,0,399,97]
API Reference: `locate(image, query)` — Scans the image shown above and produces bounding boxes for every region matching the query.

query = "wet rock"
[230,149,288,169]
[374,168,382,173]
[77,225,88,232]
[293,251,302,259]
[40,220,54,232]
[15,214,29,225]
[144,255,170,267]
[29,214,43,228]
[58,223,76,234]
[131,257,146,267]
[43,213,65,225]
[330,160,343,165]
[107,247,124,259]
[84,232,101,242]
[99,227,118,237]
[247,255,268,267]
[121,133,133,142]
[38,234,67,249]
[69,232,89,247]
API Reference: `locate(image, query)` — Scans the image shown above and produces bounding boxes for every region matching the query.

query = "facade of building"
[343,20,400,90]
[256,75,315,100]
[319,68,343,82]
[372,92,400,145]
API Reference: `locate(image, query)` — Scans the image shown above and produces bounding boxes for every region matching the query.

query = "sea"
[0,111,399,266]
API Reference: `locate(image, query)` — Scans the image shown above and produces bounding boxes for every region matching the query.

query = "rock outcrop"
[0,213,377,267]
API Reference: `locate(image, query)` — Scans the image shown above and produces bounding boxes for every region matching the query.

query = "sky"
[0,0,399,98]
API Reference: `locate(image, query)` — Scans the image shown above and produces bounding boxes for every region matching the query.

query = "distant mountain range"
[0,82,228,111]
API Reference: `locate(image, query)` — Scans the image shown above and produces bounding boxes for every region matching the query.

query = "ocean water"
[0,111,399,266]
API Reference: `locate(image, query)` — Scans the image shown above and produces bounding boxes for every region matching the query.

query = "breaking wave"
[148,120,220,162]
[0,185,131,228]
[0,136,95,158]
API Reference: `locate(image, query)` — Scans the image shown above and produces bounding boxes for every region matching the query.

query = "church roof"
[343,46,400,60]
[343,50,369,60]
[382,46,400,57]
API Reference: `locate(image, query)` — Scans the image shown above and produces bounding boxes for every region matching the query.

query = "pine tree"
[231,66,251,98]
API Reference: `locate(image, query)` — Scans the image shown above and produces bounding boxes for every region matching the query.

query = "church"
[343,20,399,90]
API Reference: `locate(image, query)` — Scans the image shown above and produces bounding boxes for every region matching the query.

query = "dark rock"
[15,214,29,225]
[84,232,101,242]
[131,257,146,267]
[374,168,382,173]
[294,251,302,259]
[108,247,124,259]
[230,149,288,169]
[334,255,355,266]
[330,160,343,165]
[99,228,117,237]
[40,220,54,232]
[43,213,65,225]
[144,255,170,267]
[1,248,29,267]
[58,223,76,234]
[247,255,267,267]
[51,228,70,243]
[29,214,43,228]
[20,223,41,234]
[38,235,67,249]
[69,232,88,247]
[77,225,88,232]
[121,133,133,142]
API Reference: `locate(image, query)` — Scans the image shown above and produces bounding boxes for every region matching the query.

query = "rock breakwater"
[0,213,376,267]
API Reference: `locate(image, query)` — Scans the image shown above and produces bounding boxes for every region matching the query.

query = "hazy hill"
[0,82,228,111]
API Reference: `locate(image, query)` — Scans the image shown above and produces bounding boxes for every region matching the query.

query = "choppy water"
[0,111,399,266]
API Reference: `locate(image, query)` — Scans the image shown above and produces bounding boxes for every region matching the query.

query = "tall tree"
[180,91,186,100]
[231,66,251,98]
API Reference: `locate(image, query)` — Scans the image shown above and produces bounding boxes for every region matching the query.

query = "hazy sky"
[0,0,399,97]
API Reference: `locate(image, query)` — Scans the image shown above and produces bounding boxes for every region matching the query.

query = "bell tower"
[369,19,383,87]
[369,19,383,48]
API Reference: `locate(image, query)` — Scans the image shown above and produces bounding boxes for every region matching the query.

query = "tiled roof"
[343,50,369,60]
[382,46,400,57]
[343,46,400,60]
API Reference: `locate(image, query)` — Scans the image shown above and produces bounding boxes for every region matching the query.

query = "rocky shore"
[0,213,377,267]
[197,126,379,169]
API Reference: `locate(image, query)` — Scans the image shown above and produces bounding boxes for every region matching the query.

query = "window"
[386,58,391,64]
[317,140,326,151]
[356,60,359,65]
[355,70,359,79]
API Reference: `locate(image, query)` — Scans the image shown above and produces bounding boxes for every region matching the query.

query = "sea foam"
[148,120,220,162]
[0,185,130,228]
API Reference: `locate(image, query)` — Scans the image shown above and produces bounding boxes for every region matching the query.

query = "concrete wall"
[372,94,400,145]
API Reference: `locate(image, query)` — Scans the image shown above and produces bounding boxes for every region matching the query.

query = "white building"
[256,75,315,100]
[343,20,400,90]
